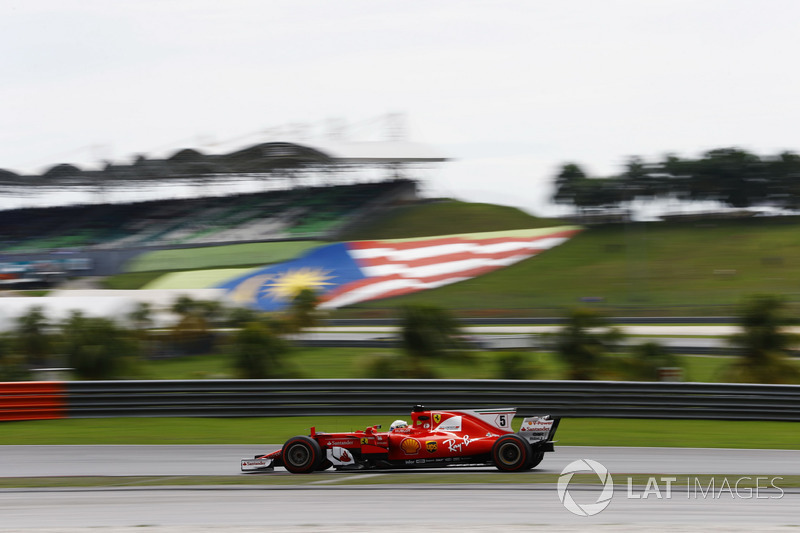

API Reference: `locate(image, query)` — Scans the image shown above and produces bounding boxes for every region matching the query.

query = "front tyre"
[282,436,323,474]
[316,459,333,471]
[491,434,532,472]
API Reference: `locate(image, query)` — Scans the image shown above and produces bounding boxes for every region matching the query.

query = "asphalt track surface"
[3,445,800,477]
[1,487,797,531]
[2,446,799,531]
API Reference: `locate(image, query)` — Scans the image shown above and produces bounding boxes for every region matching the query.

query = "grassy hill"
[106,199,800,315]
[339,200,564,240]
[126,241,321,273]
[110,201,565,289]
[345,216,800,315]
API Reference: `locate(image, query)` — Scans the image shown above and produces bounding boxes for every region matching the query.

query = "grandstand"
[0,180,413,252]
[0,137,445,284]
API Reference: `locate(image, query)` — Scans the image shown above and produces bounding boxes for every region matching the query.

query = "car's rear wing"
[517,415,560,450]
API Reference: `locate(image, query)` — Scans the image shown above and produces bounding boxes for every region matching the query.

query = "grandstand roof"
[0,140,446,191]
[308,141,448,164]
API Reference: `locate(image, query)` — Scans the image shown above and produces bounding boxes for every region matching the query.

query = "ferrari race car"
[241,405,559,473]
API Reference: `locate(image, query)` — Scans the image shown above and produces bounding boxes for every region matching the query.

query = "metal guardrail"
[62,379,800,422]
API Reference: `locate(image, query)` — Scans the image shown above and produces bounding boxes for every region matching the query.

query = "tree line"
[0,292,320,382]
[2,291,797,385]
[553,148,800,213]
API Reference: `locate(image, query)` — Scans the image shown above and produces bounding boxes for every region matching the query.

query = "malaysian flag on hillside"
[217,226,580,311]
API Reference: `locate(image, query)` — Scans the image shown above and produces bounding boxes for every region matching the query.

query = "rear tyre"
[282,435,323,474]
[521,450,545,470]
[491,434,532,472]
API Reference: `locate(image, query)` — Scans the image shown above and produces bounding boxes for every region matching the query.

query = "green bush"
[494,351,539,380]
[232,322,292,379]
[61,312,141,380]
[0,356,30,381]
[359,352,438,379]
[624,341,681,381]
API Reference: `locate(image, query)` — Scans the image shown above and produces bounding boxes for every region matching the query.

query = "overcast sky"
[3,1,800,216]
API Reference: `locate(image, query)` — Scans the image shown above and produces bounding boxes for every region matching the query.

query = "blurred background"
[2,0,800,388]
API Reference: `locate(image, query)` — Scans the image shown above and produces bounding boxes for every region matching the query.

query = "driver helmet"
[390,419,408,431]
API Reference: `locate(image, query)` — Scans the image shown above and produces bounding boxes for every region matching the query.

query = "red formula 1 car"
[241,405,559,474]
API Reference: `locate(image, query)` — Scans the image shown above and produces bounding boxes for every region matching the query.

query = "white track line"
[310,473,386,484]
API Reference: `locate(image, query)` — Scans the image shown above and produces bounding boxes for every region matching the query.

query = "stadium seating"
[0,180,413,253]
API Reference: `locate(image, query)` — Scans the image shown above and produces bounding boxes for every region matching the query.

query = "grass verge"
[2,417,800,449]
[134,348,743,382]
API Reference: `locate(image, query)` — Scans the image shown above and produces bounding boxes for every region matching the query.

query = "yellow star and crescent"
[229,267,335,306]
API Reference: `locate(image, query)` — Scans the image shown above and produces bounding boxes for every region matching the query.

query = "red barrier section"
[0,382,67,421]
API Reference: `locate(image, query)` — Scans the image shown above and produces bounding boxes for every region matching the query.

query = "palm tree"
[128,302,154,356]
[286,288,320,333]
[232,321,291,379]
[725,295,800,384]
[628,341,681,381]
[169,296,215,355]
[367,304,466,379]
[15,306,51,367]
[0,334,29,381]
[399,304,462,360]
[552,307,623,380]
[61,311,140,380]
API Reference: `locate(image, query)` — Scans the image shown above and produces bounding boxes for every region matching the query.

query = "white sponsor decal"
[520,418,554,441]
[241,458,273,470]
[443,435,473,453]
[327,440,357,446]
[437,415,462,432]
[242,460,269,466]
[327,446,355,466]
[522,421,553,432]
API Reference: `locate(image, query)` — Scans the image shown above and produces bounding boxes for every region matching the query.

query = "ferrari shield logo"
[433,413,442,425]
[360,437,369,445]
[426,441,437,454]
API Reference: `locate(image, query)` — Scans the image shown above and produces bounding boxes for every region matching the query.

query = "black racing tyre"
[521,450,545,471]
[282,435,323,474]
[491,434,533,472]
[316,459,333,471]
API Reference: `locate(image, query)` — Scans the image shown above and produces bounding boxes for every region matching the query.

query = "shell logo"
[400,438,421,455]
